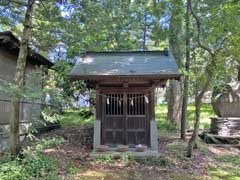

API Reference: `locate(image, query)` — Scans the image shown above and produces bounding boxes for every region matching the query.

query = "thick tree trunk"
[167,81,182,125]
[168,0,184,126]
[10,0,35,156]
[181,0,191,140]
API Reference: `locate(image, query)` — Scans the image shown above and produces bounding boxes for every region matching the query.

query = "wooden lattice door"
[102,94,125,146]
[126,93,148,145]
[102,91,149,146]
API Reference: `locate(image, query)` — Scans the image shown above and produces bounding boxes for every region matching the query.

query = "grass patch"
[59,107,94,128]
[207,154,240,180]
[165,141,189,160]
[155,104,214,131]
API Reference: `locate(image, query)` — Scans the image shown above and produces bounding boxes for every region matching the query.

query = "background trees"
[1,0,240,157]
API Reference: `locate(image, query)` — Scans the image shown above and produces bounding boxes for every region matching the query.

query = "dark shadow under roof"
[69,51,181,80]
[0,31,53,68]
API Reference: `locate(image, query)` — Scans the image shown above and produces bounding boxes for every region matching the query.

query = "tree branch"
[189,0,213,55]
[9,0,27,6]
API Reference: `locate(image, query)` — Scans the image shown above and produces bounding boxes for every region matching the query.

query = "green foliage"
[137,156,171,167]
[0,137,64,180]
[0,68,43,100]
[0,154,58,180]
[94,154,115,164]
[94,153,134,166]
[32,137,65,152]
[120,153,135,166]
[59,108,94,128]
[67,166,79,175]
[216,154,240,167]
[41,108,61,124]
[158,120,178,131]
[165,141,188,160]
[155,104,214,131]
[207,154,240,180]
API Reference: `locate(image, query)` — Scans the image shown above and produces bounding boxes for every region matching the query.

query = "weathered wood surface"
[210,117,240,136]
[99,87,153,146]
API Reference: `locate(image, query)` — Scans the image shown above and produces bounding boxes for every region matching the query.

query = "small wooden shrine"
[69,51,180,149]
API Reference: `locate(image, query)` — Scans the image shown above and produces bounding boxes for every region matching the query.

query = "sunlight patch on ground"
[75,170,129,180]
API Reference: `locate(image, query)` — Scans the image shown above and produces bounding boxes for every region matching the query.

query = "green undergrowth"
[136,156,172,167]
[165,141,189,160]
[94,153,135,166]
[93,153,171,168]
[156,103,214,131]
[59,103,214,131]
[207,154,240,180]
[59,107,94,128]
[0,137,65,180]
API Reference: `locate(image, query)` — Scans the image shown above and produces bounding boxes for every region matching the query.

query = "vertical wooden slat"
[115,94,116,115]
[113,94,115,115]
[130,94,131,115]
[115,94,118,115]
[121,94,123,115]
[105,94,107,115]
[117,94,119,115]
[137,94,139,115]
[134,94,136,115]
[123,92,127,144]
[111,94,113,115]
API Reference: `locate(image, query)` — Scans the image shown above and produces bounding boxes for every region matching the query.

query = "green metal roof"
[69,51,180,79]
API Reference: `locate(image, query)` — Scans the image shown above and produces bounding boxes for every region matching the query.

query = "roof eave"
[69,73,182,81]
[0,31,53,68]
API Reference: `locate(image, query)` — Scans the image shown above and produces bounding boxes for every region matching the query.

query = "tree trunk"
[187,94,201,157]
[168,0,184,126]
[181,0,191,140]
[10,0,35,156]
[167,80,182,125]
[238,65,240,81]
[187,67,213,157]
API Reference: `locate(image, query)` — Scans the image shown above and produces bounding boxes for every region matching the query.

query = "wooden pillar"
[95,85,101,120]
[150,87,155,121]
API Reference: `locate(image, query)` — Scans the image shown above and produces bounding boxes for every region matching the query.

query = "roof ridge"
[82,50,170,57]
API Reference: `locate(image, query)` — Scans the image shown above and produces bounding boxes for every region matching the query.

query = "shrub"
[0,154,57,180]
[157,120,177,131]
[165,141,188,160]
[0,137,65,180]
[120,153,134,166]
[94,154,115,164]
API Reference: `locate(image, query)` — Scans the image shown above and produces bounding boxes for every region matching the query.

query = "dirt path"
[38,128,240,180]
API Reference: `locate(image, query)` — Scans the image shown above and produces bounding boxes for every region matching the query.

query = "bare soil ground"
[38,128,240,180]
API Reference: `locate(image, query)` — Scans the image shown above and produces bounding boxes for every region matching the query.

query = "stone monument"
[211,81,240,136]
